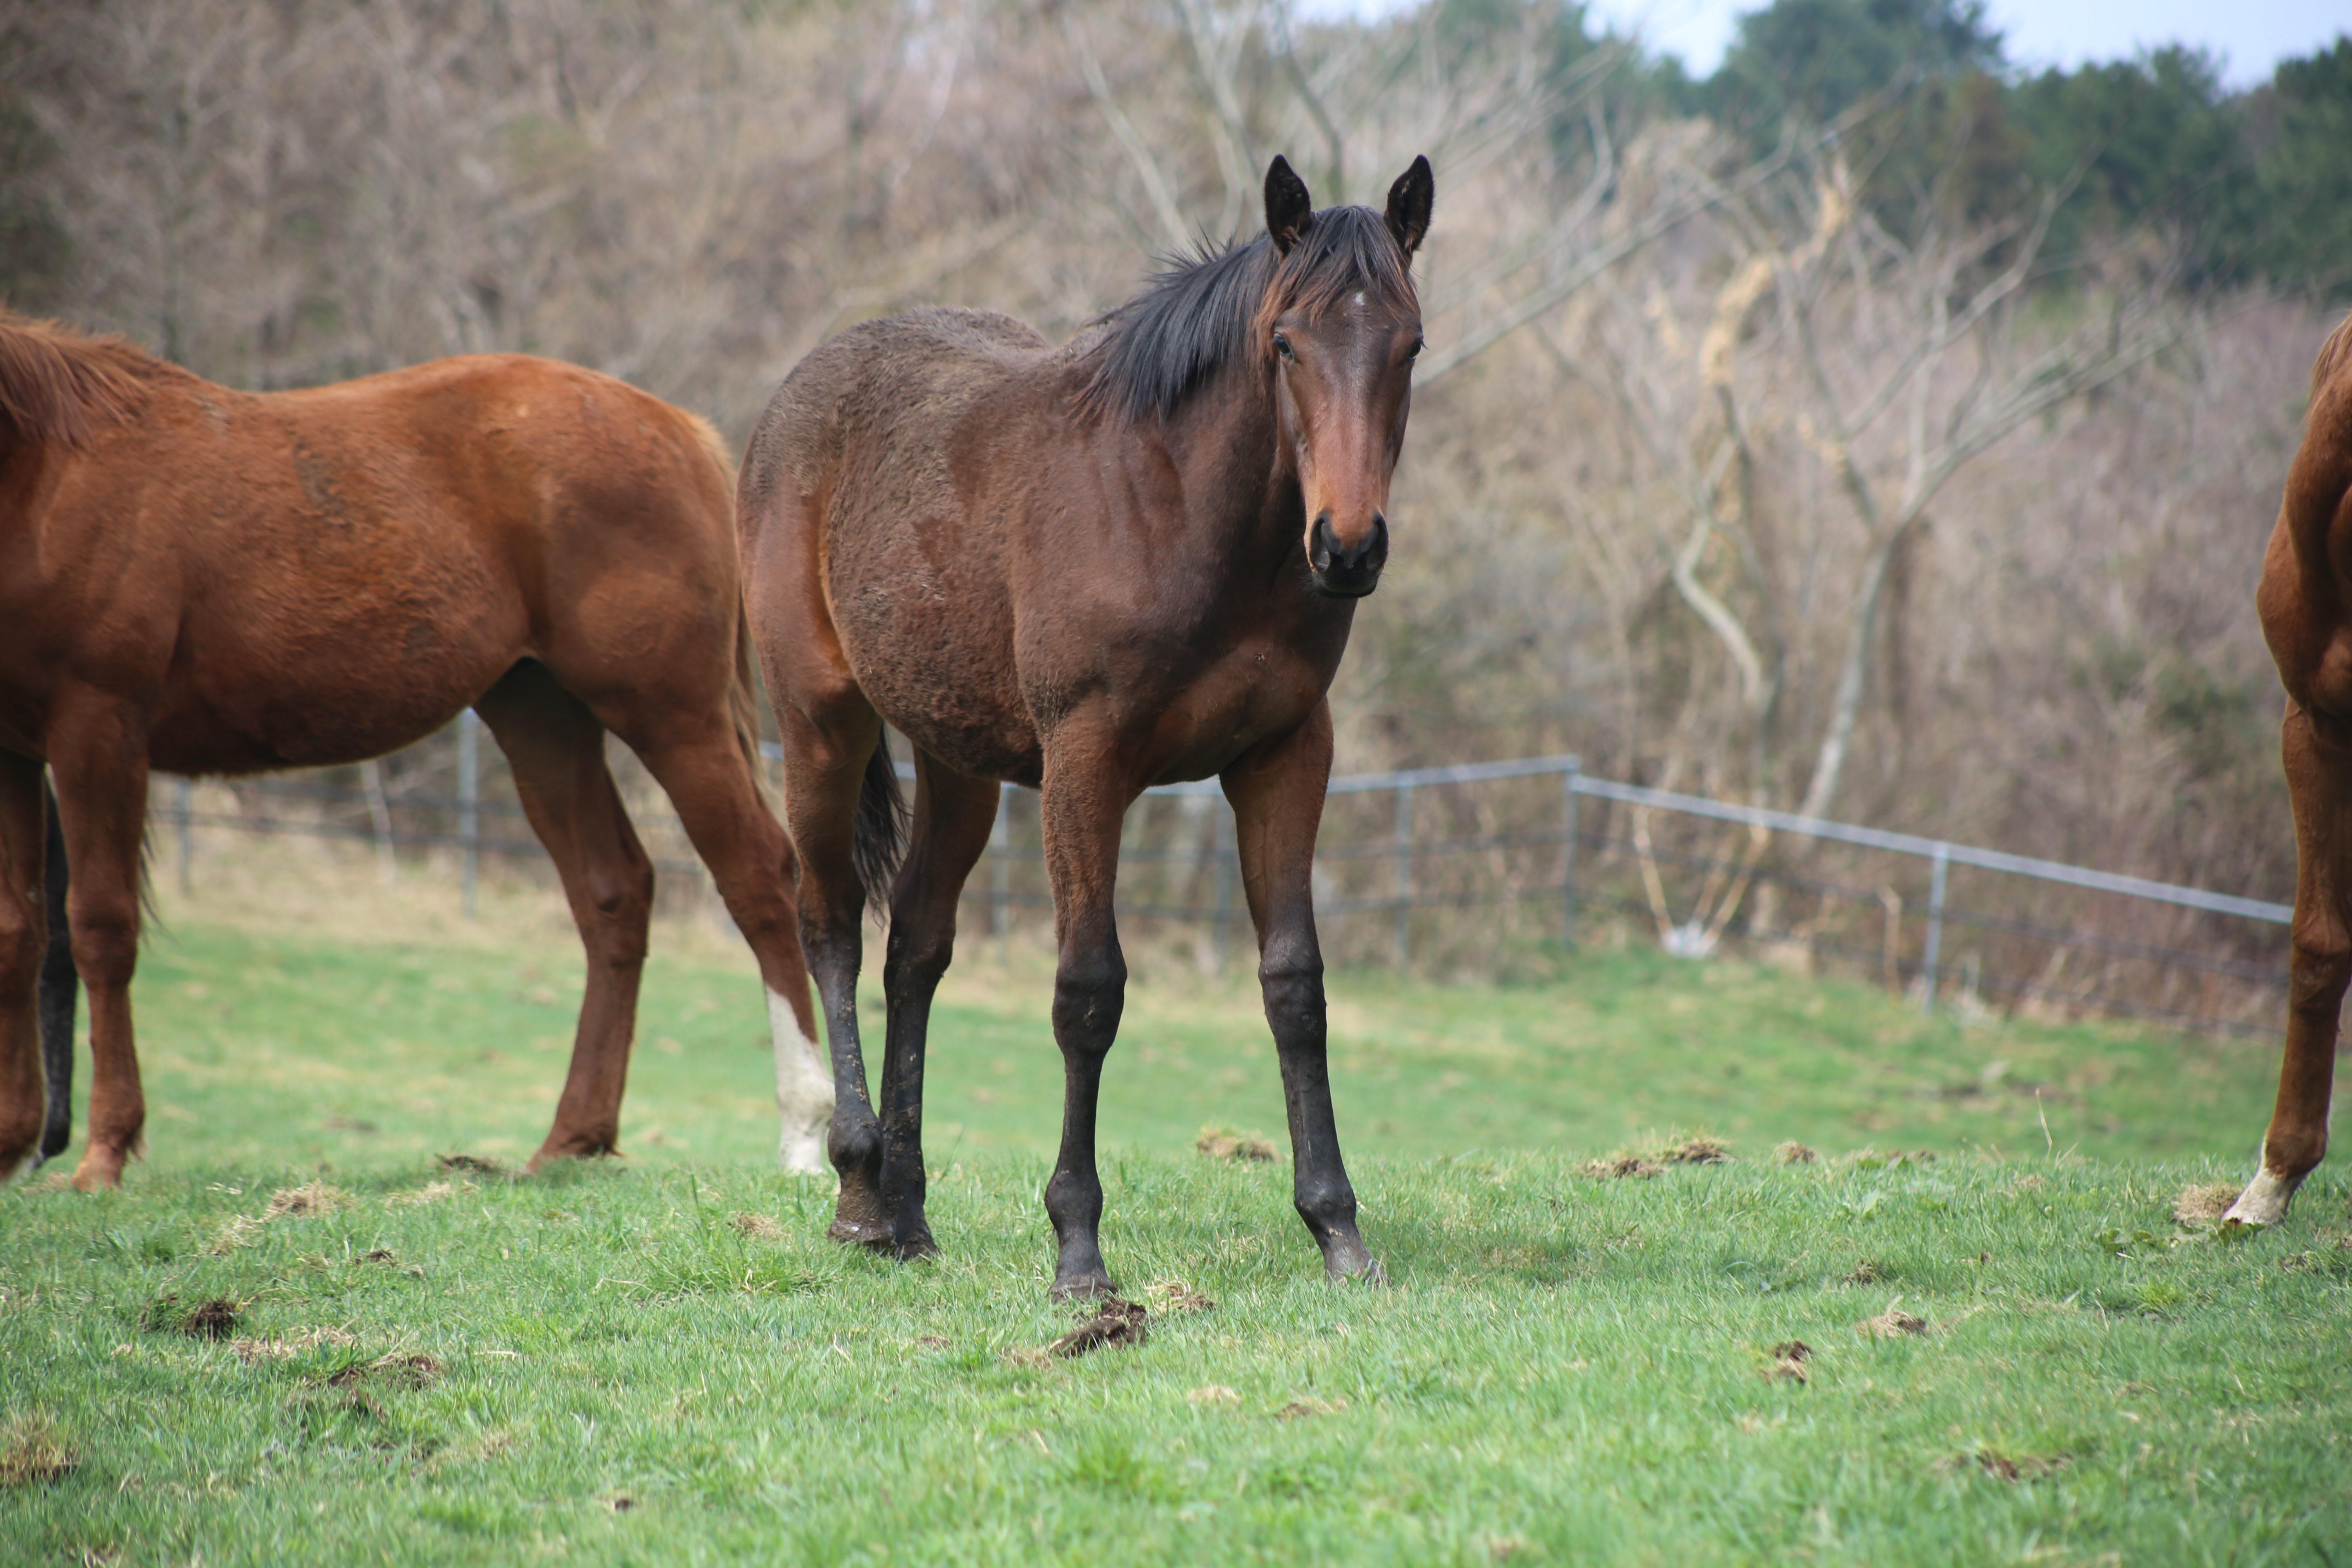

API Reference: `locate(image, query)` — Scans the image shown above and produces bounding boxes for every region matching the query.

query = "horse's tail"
[853,746,909,922]
[0,312,137,448]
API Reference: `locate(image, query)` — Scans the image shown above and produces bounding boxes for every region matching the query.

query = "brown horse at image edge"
[740,154,1432,1296]
[0,314,831,1188]
[2232,309,2352,1226]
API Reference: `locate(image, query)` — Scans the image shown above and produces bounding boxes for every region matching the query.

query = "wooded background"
[2,0,2346,935]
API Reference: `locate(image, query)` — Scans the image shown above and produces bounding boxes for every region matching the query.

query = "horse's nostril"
[1310,512,1337,572]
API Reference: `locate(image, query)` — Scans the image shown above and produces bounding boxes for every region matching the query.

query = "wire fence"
[152,722,2293,1041]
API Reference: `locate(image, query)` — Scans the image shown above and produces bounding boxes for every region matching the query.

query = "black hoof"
[828,1216,893,1247]
[1050,1270,1118,1301]
[890,1229,941,1263]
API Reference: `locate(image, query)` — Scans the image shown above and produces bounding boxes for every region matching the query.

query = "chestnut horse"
[0,313,832,1189]
[740,155,1432,1296]
[2233,310,2352,1226]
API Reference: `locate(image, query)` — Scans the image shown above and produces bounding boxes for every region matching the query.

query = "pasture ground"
[3,845,2348,1564]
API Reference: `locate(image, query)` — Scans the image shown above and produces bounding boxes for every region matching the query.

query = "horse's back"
[2261,314,2352,724]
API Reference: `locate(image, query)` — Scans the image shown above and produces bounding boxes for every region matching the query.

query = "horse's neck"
[1152,373,1297,567]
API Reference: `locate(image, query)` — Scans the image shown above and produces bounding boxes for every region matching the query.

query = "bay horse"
[0,312,833,1189]
[2232,309,2352,1226]
[739,154,1432,1296]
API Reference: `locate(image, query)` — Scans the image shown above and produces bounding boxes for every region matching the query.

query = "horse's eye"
[1405,336,1425,361]
[1272,332,1295,361]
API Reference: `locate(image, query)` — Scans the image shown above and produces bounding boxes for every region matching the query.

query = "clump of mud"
[143,1294,243,1340]
[1775,1142,1818,1165]
[1577,1154,1662,1180]
[730,1212,786,1242]
[1147,1279,1215,1314]
[436,1153,505,1175]
[1855,1302,1929,1338]
[1049,1297,1149,1358]
[1196,1127,1276,1162]
[1764,1341,1811,1383]
[0,1415,78,1487]
[1657,1135,1732,1165]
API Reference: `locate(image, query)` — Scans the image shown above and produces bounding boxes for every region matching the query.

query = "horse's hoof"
[890,1229,941,1263]
[1050,1270,1118,1302]
[69,1156,123,1191]
[2222,1169,2299,1229]
[828,1216,893,1247]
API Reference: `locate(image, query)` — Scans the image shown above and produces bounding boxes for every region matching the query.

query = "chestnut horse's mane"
[2314,310,2352,399]
[0,311,172,449]
[1076,203,1417,424]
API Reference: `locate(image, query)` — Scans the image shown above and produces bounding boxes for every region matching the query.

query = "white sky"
[1293,0,2349,88]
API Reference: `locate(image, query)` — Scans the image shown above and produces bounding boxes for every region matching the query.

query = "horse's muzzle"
[1309,511,1388,599]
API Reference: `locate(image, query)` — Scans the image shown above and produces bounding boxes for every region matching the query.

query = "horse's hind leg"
[47,706,151,1189]
[473,663,655,1167]
[37,779,76,1165]
[2228,703,2352,1226]
[0,755,49,1180]
[871,755,999,1258]
[618,716,827,1174]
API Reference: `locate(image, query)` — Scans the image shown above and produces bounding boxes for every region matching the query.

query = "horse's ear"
[1265,156,1313,256]
[1385,155,1433,256]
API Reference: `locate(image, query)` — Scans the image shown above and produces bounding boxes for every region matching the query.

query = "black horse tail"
[36,777,78,1164]
[851,744,909,922]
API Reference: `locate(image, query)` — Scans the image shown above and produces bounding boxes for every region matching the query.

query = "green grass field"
[4,866,2350,1565]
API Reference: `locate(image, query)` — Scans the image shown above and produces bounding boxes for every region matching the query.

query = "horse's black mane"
[1078,204,1414,424]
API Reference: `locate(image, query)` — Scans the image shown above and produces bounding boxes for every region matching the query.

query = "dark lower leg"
[1263,958,1377,1280]
[808,918,887,1245]
[1045,936,1125,1298]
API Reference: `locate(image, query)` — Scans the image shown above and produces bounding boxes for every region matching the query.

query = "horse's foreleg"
[0,755,49,1180]
[475,668,654,1168]
[774,699,891,1244]
[49,710,150,1190]
[37,781,76,1165]
[631,727,828,1174]
[2230,704,2352,1226]
[873,757,998,1260]
[1224,702,1379,1281]
[1038,746,1130,1299]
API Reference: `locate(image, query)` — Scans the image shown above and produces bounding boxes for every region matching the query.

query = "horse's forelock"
[0,313,141,449]
[1256,205,1419,339]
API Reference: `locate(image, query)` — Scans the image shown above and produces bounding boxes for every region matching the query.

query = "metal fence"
[157,725,2293,1040]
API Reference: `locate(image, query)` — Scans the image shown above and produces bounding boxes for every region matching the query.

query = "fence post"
[459,710,481,920]
[1561,760,1580,948]
[988,781,1012,937]
[175,777,193,896]
[1920,843,1949,1016]
[1393,780,1414,968]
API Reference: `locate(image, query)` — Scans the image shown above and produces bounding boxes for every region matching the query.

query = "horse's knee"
[1258,949,1325,1023]
[582,856,654,963]
[66,902,137,990]
[883,918,954,1000]
[1051,943,1126,1052]
[2287,927,2352,1013]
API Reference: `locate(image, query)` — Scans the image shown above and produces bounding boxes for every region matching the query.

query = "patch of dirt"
[1049,1296,1149,1358]
[1657,1135,1732,1164]
[913,1335,950,1350]
[2173,1182,2241,1227]
[1186,1384,1241,1407]
[143,1295,242,1340]
[264,1182,349,1219]
[1764,1341,1811,1383]
[230,1327,356,1363]
[1844,1260,1884,1285]
[329,1352,441,1389]
[1969,1450,2069,1481]
[999,1347,1053,1371]
[1147,1278,1215,1314]
[730,1212,785,1242]
[1775,1142,1818,1165]
[386,1179,469,1208]
[0,1415,78,1487]
[436,1153,505,1175]
[1195,1126,1276,1162]
[358,1249,397,1265]
[1577,1154,1662,1180]
[603,1494,638,1512]
[1274,1396,1347,1419]
[1855,1302,1929,1339]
